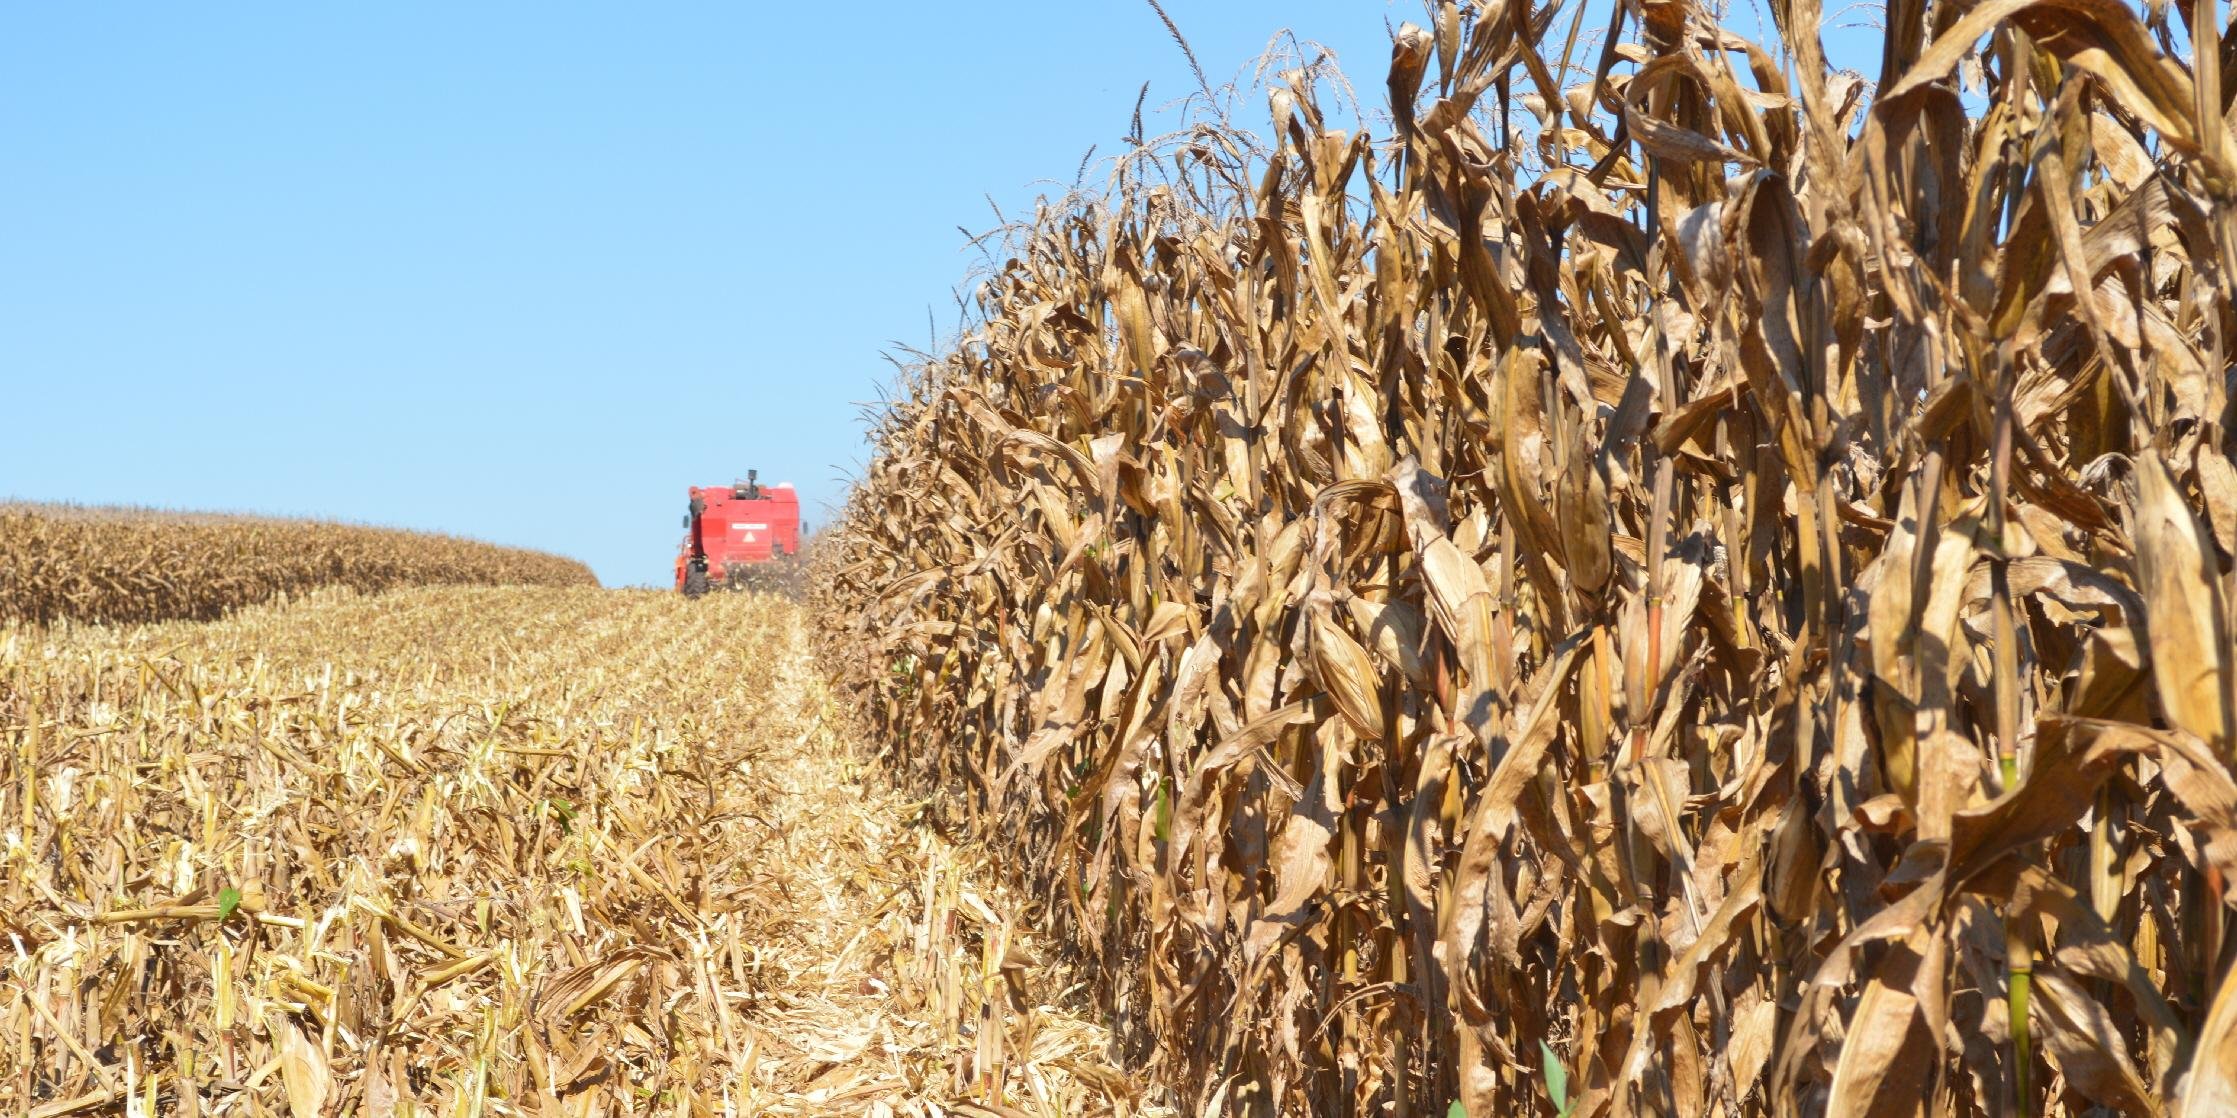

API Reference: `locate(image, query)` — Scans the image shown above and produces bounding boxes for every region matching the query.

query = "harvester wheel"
[683,566,710,598]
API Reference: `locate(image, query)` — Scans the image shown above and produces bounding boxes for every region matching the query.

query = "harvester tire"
[683,566,710,598]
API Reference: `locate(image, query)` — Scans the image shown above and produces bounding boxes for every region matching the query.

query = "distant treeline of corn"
[817,2,2237,1115]
[1,503,597,624]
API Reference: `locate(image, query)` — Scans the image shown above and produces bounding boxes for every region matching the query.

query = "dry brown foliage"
[816,2,2237,1114]
[0,504,597,625]
[1,586,1145,1116]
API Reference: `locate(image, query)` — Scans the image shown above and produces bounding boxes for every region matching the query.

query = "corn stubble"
[3,587,1140,1116]
[817,1,2237,1114]
[1,504,598,626]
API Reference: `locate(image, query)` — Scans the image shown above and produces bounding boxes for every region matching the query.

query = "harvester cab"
[675,470,800,596]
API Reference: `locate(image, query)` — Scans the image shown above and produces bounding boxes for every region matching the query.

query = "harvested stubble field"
[815,1,2237,1115]
[0,505,598,627]
[2,585,1147,1116]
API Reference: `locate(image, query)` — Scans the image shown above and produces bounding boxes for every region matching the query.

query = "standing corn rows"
[816,1,2237,1114]
[0,505,598,625]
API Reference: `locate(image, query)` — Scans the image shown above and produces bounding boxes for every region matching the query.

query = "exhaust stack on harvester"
[674,469,801,595]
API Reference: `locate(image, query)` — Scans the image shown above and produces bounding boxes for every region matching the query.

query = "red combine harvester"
[674,471,801,596]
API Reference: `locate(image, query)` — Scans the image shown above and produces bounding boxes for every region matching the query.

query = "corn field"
[1,505,597,626]
[815,1,2237,1114]
[2,586,1141,1116]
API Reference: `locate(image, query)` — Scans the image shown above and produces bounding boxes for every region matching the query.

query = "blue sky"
[1,3,1877,586]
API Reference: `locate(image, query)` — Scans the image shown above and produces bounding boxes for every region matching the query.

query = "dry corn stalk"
[816,2,2237,1114]
[1,503,597,626]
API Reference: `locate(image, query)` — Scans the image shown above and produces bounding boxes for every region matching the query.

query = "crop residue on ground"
[2,587,1146,1116]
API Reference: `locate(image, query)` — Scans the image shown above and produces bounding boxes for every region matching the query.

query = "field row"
[1,505,596,626]
[815,5,2237,1114]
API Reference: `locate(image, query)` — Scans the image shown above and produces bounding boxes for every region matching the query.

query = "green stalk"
[2008,926,2033,1118]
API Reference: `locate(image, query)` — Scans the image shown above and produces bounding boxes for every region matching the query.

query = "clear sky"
[1,3,1875,587]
